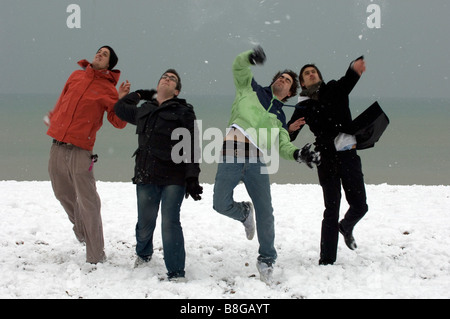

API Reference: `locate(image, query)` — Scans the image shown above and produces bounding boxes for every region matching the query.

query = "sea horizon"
[1,93,450,186]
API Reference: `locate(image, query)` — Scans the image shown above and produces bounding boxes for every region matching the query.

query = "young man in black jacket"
[114,70,202,281]
[288,57,368,265]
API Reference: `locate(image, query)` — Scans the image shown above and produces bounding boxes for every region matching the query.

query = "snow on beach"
[1,180,449,299]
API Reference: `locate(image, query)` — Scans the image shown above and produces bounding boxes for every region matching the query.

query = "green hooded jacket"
[228,50,297,160]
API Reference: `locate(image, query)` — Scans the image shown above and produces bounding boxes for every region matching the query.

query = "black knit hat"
[100,45,118,70]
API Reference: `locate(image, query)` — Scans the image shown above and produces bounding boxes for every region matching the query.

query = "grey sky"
[1,0,450,99]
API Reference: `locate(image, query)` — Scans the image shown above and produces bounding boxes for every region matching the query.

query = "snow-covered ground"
[1,181,449,299]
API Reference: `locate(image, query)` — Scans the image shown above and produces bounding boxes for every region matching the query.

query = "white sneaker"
[256,261,274,285]
[242,202,255,240]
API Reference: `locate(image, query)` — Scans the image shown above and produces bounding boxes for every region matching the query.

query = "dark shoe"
[319,259,334,266]
[134,255,152,268]
[168,271,187,283]
[339,222,357,250]
[168,276,187,283]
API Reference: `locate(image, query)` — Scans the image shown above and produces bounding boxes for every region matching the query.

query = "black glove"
[294,144,321,169]
[185,178,203,201]
[135,89,157,101]
[249,45,266,65]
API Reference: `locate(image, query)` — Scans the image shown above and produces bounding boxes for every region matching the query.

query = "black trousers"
[317,149,368,263]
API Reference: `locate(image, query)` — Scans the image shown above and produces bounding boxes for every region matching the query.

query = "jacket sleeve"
[323,59,362,133]
[183,106,201,180]
[232,50,254,93]
[114,92,141,125]
[106,89,127,129]
[329,60,361,97]
[278,127,298,161]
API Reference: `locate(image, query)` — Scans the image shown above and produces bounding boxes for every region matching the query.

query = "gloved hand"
[185,178,203,201]
[294,144,321,169]
[135,89,157,101]
[249,45,266,65]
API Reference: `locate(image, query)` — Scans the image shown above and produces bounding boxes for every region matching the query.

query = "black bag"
[351,101,390,150]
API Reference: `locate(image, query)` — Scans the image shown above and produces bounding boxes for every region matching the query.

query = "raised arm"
[114,92,141,125]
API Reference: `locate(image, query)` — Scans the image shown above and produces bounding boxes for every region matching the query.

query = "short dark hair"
[271,69,299,102]
[162,69,182,92]
[299,64,324,88]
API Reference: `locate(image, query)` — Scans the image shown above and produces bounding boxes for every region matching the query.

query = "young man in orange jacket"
[46,46,129,264]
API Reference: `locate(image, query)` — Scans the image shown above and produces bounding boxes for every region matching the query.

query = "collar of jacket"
[255,83,284,111]
[267,87,285,119]
[300,81,322,100]
[140,97,190,115]
[77,59,121,86]
[156,97,188,108]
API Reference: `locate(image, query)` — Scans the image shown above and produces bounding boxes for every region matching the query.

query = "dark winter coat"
[114,92,200,186]
[288,63,361,154]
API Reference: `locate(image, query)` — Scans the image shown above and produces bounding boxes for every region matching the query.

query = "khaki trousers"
[48,142,105,264]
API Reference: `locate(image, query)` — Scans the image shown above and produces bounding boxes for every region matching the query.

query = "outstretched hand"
[353,57,366,76]
[119,80,131,99]
[288,117,305,133]
[249,45,267,65]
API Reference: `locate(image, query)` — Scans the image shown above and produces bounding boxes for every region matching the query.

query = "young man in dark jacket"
[114,69,202,281]
[288,57,369,265]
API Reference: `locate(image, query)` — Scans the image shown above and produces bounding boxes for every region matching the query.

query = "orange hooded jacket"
[47,60,127,151]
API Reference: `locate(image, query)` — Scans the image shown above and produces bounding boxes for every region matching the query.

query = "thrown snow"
[1,181,449,299]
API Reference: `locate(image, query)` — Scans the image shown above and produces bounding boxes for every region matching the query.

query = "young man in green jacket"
[213,47,320,284]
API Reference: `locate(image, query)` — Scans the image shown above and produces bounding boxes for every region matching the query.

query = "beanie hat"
[100,45,118,70]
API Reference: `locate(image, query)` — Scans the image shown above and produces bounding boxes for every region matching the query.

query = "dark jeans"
[136,184,186,277]
[317,149,368,263]
[213,156,277,264]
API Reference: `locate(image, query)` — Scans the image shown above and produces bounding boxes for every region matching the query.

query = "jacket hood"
[77,59,121,86]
